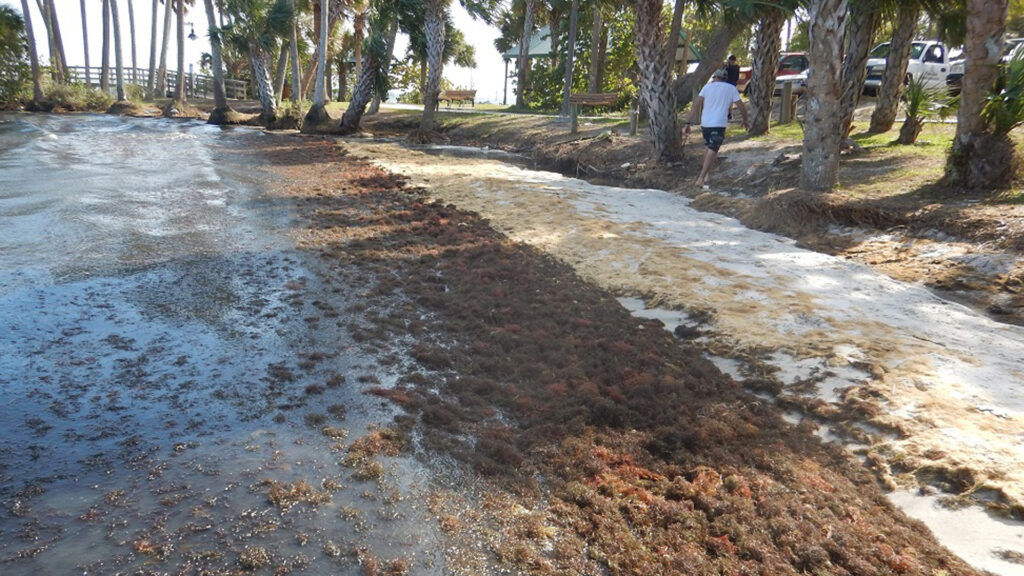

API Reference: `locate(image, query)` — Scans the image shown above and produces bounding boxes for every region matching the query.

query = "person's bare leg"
[695,148,717,186]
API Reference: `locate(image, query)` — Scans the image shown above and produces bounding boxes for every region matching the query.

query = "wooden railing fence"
[67,66,248,100]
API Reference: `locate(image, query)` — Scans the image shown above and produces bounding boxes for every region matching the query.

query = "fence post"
[570,103,579,134]
[780,81,793,124]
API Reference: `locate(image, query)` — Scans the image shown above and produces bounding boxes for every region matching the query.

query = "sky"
[5,0,511,104]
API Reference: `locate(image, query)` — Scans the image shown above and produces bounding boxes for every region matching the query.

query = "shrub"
[0,7,30,108]
[44,83,115,111]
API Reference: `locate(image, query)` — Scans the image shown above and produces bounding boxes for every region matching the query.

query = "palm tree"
[339,2,393,133]
[945,0,1010,188]
[147,0,158,95]
[20,0,44,106]
[156,0,173,96]
[303,0,330,127]
[288,0,300,104]
[839,0,881,138]
[273,39,289,102]
[37,0,69,83]
[635,0,681,161]
[747,9,786,136]
[80,0,91,85]
[110,0,127,102]
[224,0,293,124]
[367,18,398,114]
[515,0,536,107]
[101,0,111,92]
[800,0,848,191]
[419,0,446,132]
[174,0,189,104]
[559,0,580,116]
[203,0,236,123]
[869,1,920,133]
[127,0,138,83]
[587,2,604,92]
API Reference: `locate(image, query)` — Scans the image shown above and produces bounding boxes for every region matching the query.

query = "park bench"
[438,90,477,109]
[569,92,621,134]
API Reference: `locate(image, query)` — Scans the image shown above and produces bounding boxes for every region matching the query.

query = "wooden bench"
[437,90,477,109]
[569,92,620,133]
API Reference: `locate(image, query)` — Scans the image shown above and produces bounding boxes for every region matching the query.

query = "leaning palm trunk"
[516,0,536,107]
[110,0,126,102]
[945,0,1010,188]
[203,0,233,123]
[839,1,879,137]
[419,0,446,133]
[587,5,604,92]
[673,20,745,109]
[748,10,785,136]
[174,0,186,102]
[147,0,157,96]
[368,20,398,115]
[251,42,279,123]
[80,0,91,85]
[47,0,69,82]
[801,0,848,191]
[21,0,44,105]
[101,0,111,92]
[635,0,681,161]
[869,1,919,133]
[339,53,378,133]
[303,0,331,129]
[156,0,173,97]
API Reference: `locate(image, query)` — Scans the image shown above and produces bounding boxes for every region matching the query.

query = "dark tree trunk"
[946,0,1011,188]
[801,0,849,191]
[839,1,879,137]
[869,1,919,133]
[665,0,685,75]
[274,40,289,103]
[517,0,536,107]
[560,0,580,116]
[748,11,785,136]
[635,0,681,161]
[587,5,604,92]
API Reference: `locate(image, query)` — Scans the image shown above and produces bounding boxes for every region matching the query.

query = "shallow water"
[0,113,444,575]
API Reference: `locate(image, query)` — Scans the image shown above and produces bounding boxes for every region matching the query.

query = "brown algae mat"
[261,136,980,576]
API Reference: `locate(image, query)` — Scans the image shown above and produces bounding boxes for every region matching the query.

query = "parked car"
[864,40,953,95]
[946,38,1020,96]
[772,53,810,96]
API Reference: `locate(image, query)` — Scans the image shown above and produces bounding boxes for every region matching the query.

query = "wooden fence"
[67,66,248,100]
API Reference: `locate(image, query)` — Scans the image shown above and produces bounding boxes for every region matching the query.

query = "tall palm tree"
[945,0,1009,188]
[419,0,446,131]
[559,0,580,116]
[869,1,920,133]
[127,0,138,83]
[156,0,173,96]
[80,0,91,85]
[303,0,330,127]
[147,0,159,96]
[367,18,398,114]
[515,0,536,107]
[839,0,881,138]
[273,39,289,102]
[801,0,848,191]
[110,0,127,102]
[288,0,301,104]
[174,0,187,103]
[20,0,44,106]
[37,0,69,83]
[587,2,604,92]
[339,2,392,133]
[224,0,292,124]
[203,0,236,123]
[101,0,111,92]
[747,9,786,136]
[635,0,681,160]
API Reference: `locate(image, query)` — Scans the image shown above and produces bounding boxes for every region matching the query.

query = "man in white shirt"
[684,68,748,188]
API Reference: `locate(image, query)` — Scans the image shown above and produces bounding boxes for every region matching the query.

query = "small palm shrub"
[897,77,944,144]
[983,49,1024,136]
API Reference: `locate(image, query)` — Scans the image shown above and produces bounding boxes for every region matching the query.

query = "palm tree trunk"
[175,0,185,102]
[339,51,377,133]
[869,1,919,133]
[127,0,138,84]
[946,0,1010,188]
[635,0,681,161]
[37,0,68,83]
[147,0,158,97]
[748,10,785,136]
[274,40,289,104]
[203,0,232,122]
[101,0,111,92]
[337,58,347,101]
[303,0,330,127]
[110,0,127,102]
[673,19,746,109]
[419,0,446,132]
[47,0,69,82]
[289,0,301,104]
[353,5,365,81]
[560,0,580,116]
[251,42,278,122]
[665,0,685,75]
[516,0,536,107]
[839,1,879,137]
[79,0,91,85]
[368,19,398,115]
[801,0,848,191]
[587,5,603,92]
[20,0,44,105]
[156,0,173,96]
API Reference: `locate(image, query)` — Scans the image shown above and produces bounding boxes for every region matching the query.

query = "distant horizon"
[5,0,510,105]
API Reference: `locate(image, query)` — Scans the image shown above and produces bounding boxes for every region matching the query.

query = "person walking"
[725,54,740,86]
[684,68,748,188]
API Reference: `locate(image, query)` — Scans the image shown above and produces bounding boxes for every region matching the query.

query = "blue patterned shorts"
[701,127,726,152]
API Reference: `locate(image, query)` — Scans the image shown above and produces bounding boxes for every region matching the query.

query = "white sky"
[4,0,510,103]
